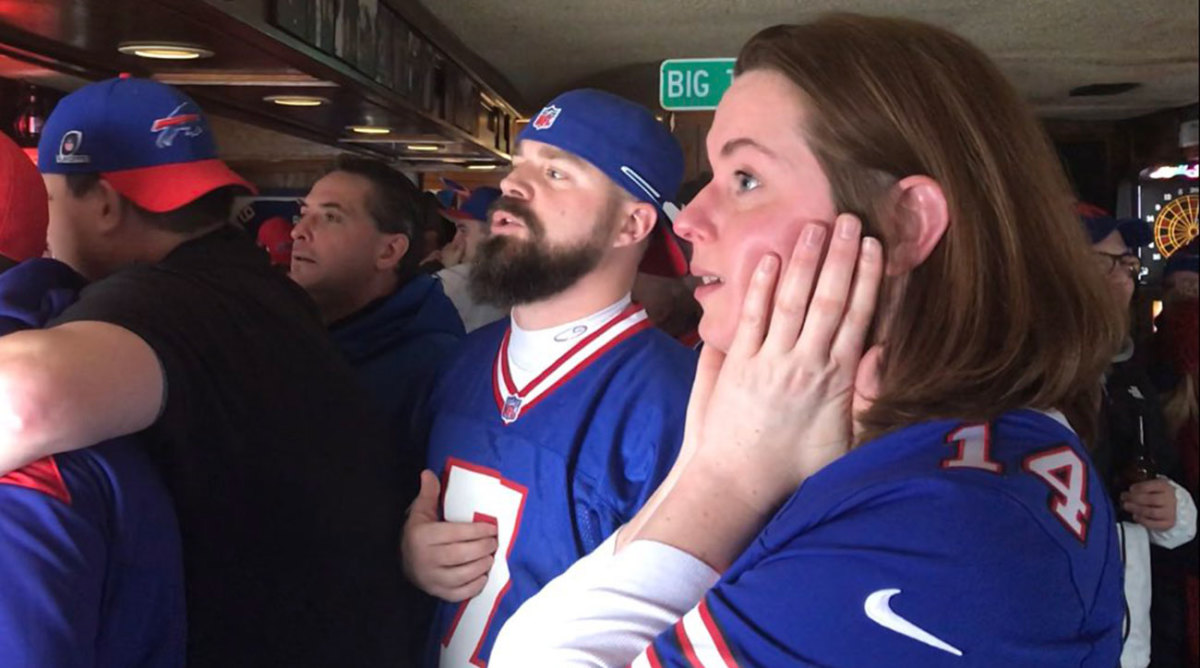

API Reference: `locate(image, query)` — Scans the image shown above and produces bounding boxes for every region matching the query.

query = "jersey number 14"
[942,424,1092,542]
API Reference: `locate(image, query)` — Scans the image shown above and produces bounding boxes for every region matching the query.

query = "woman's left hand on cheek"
[690,213,885,514]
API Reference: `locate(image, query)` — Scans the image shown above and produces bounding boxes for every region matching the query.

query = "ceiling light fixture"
[118,41,214,60]
[1146,163,1199,180]
[406,144,441,152]
[264,95,329,107]
[467,164,497,171]
[349,126,392,135]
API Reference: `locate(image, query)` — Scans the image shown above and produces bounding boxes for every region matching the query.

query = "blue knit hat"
[1082,216,1152,248]
[444,187,502,223]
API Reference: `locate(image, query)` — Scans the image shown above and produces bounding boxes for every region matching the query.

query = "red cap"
[256,216,293,266]
[103,159,256,213]
[0,132,49,262]
[1075,201,1110,218]
[640,225,688,278]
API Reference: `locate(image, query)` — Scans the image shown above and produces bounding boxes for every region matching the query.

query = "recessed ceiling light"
[406,144,441,152]
[117,41,214,60]
[467,164,497,171]
[349,126,391,135]
[264,95,329,107]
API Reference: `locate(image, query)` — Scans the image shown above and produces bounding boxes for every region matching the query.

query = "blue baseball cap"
[519,89,687,277]
[1082,215,1152,248]
[38,76,254,213]
[443,186,501,223]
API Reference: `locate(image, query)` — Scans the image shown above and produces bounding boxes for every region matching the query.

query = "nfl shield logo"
[501,395,523,423]
[56,130,90,165]
[531,105,561,131]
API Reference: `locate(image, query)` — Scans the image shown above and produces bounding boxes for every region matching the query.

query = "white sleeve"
[490,530,720,668]
[1148,477,1198,549]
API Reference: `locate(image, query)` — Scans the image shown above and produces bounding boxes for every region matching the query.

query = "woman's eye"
[735,171,760,193]
[547,168,564,180]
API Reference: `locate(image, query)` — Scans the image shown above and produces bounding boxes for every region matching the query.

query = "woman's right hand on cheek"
[687,214,884,515]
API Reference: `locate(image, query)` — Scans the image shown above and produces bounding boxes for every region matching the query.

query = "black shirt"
[53,228,406,667]
[1097,354,1183,500]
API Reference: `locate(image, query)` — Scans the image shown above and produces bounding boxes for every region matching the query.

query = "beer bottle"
[1119,412,1158,490]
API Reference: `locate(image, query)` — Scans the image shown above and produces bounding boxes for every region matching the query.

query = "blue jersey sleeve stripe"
[674,618,704,667]
[677,600,740,668]
[629,642,665,668]
[697,599,740,667]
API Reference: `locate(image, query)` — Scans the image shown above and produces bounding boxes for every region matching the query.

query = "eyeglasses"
[1092,251,1141,278]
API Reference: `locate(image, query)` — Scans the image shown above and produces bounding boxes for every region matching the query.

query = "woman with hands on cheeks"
[490,13,1127,668]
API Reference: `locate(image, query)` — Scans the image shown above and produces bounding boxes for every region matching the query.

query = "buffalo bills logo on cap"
[531,105,561,131]
[56,130,90,164]
[150,103,205,149]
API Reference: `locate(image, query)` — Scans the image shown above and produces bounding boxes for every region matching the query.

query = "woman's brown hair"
[737,14,1125,445]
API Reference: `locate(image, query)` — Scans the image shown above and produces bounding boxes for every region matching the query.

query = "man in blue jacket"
[291,155,465,455]
[0,130,184,666]
[290,155,465,661]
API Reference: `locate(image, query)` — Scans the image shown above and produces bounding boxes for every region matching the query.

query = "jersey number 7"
[440,460,529,667]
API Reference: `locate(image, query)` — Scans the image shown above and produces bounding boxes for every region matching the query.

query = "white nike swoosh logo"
[864,589,963,657]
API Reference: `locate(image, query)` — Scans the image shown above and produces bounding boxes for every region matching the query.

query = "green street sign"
[659,58,736,111]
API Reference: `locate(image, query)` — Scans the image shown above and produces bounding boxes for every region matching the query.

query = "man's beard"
[469,197,615,309]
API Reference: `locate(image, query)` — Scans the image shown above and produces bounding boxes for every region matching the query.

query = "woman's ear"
[881,176,948,276]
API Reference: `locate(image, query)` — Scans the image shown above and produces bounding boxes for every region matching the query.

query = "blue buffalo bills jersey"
[0,259,185,667]
[0,443,185,667]
[634,410,1123,668]
[425,305,695,667]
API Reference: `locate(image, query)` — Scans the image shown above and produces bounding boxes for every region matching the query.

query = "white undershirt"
[490,531,718,667]
[507,295,632,388]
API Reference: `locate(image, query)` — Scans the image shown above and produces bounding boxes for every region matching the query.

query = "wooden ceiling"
[422,0,1199,121]
[0,0,522,168]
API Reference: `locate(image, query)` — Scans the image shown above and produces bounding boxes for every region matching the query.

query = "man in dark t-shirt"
[0,77,407,666]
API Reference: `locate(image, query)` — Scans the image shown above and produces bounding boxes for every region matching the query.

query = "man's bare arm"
[0,321,163,473]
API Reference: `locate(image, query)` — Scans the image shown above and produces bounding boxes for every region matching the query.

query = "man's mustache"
[488,196,543,237]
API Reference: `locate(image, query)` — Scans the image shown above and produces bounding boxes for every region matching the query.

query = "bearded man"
[399,89,698,668]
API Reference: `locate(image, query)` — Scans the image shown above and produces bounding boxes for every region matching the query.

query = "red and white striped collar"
[492,302,650,424]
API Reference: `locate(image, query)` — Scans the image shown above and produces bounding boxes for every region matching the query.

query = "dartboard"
[1154,193,1199,258]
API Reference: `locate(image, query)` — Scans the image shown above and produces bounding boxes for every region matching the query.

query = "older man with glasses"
[1083,211,1197,668]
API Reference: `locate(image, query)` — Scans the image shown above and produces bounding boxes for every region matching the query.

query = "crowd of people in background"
[1082,210,1198,667]
[0,12,1196,668]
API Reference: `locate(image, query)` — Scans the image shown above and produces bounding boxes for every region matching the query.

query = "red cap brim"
[102,159,256,213]
[640,224,688,278]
